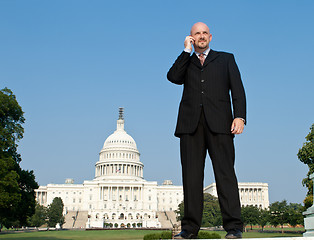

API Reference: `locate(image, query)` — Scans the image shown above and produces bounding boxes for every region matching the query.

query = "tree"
[0,156,21,230]
[28,203,47,228]
[175,193,222,227]
[287,203,304,228]
[47,197,64,228]
[0,88,38,230]
[241,205,259,231]
[269,200,289,233]
[201,193,222,227]
[298,124,314,207]
[256,208,270,231]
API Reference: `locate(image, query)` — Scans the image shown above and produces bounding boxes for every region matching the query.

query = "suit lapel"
[203,50,219,67]
[190,53,202,68]
[190,50,220,68]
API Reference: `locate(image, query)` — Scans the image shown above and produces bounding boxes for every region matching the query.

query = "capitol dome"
[95,108,143,180]
[102,125,138,151]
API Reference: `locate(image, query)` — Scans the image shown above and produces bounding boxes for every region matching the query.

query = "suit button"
[201,91,204,94]
[201,69,204,72]
[200,104,203,107]
[201,80,205,83]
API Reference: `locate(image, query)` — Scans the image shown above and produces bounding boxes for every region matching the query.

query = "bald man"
[167,22,246,239]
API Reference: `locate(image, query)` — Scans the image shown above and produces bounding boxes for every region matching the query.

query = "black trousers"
[180,110,243,234]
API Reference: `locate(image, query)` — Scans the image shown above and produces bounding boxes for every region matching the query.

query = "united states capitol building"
[35,108,269,229]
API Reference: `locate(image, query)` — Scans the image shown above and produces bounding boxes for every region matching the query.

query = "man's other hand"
[231,118,245,134]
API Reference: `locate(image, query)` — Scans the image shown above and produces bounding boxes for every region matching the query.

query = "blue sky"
[1,0,313,204]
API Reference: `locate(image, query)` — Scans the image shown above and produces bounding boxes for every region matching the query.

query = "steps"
[63,211,77,228]
[74,211,88,228]
[157,211,180,229]
[63,210,88,229]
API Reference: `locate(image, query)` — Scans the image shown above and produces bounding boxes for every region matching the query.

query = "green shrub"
[143,231,171,240]
[143,230,220,240]
[197,231,221,239]
[143,233,160,240]
[160,231,172,239]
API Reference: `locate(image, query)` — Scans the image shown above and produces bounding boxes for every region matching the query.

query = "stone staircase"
[63,210,88,229]
[63,211,77,228]
[157,211,180,229]
[74,211,88,228]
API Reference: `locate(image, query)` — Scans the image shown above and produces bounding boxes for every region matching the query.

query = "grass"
[216,231,302,238]
[0,229,164,240]
[0,228,304,240]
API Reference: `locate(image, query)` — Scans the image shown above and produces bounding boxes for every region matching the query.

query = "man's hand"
[184,36,195,51]
[231,118,245,134]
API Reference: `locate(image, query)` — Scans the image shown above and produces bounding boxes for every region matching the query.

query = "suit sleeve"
[167,51,191,85]
[228,54,247,123]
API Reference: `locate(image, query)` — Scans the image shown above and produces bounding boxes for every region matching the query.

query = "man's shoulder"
[211,49,234,57]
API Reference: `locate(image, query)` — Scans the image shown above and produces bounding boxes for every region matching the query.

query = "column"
[141,187,143,201]
[255,188,258,203]
[131,187,134,201]
[250,188,253,201]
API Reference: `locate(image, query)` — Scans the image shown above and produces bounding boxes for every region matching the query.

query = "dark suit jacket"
[167,50,246,137]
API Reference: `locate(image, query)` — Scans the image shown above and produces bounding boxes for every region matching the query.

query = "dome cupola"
[95,108,143,180]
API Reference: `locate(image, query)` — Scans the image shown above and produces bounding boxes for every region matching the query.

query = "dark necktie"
[199,53,205,65]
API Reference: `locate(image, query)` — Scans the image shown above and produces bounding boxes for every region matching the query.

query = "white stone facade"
[36,108,183,228]
[36,108,269,228]
[204,182,269,209]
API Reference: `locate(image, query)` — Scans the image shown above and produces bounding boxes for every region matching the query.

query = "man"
[167,22,246,239]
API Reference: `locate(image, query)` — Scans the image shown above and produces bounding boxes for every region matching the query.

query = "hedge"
[143,230,221,239]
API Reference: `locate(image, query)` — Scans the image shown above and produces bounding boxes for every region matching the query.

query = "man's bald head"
[190,22,210,35]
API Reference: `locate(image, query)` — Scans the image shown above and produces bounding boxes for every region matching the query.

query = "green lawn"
[0,230,163,240]
[0,229,304,240]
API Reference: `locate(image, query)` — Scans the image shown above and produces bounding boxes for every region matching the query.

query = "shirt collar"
[195,48,211,57]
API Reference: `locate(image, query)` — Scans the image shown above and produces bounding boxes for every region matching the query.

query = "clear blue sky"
[1,0,313,204]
